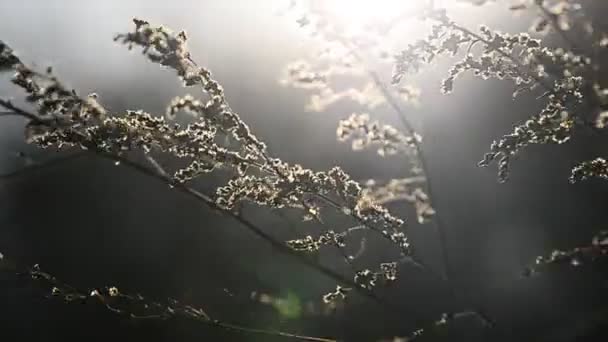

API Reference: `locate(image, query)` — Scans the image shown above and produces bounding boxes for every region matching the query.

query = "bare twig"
[315,15,495,326]
[0,99,50,124]
[0,152,87,181]
[0,254,335,342]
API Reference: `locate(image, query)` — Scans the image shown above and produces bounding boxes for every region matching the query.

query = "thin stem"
[314,191,437,269]
[209,321,335,342]
[244,141,420,274]
[0,102,361,300]
[1,254,335,342]
[0,41,494,334]
[104,151,405,314]
[0,99,50,124]
[339,39,453,282]
[0,90,440,328]
[330,26,495,325]
[0,111,20,116]
[0,152,87,181]
[300,199,360,272]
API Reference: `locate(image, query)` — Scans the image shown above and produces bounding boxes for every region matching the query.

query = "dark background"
[0,1,607,341]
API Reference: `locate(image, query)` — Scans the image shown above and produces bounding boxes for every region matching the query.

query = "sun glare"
[322,0,423,28]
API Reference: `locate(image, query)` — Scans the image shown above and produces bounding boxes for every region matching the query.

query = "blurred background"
[0,0,607,341]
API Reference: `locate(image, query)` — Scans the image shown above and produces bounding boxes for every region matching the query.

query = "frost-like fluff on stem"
[1,18,412,305]
[393,9,589,182]
[522,230,608,277]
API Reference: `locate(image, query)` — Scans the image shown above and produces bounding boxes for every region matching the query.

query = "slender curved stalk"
[0,100,426,324]
[0,99,50,124]
[0,152,87,181]
[329,26,495,326]
[0,253,335,342]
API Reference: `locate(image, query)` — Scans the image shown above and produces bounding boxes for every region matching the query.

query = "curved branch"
[0,152,87,181]
[0,254,335,342]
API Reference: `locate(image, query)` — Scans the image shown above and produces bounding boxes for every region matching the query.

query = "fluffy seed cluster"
[363,178,435,224]
[1,19,412,304]
[322,285,352,304]
[286,230,347,252]
[522,230,608,277]
[280,60,389,112]
[1,41,106,126]
[478,76,581,182]
[353,262,398,290]
[278,5,436,301]
[570,157,608,183]
[0,41,19,71]
[508,0,584,35]
[337,113,421,157]
[393,9,590,182]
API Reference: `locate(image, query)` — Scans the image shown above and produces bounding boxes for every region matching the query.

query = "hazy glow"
[323,0,422,27]
[326,0,421,23]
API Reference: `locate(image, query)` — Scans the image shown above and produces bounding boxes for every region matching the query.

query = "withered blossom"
[523,230,608,277]
[394,10,589,182]
[337,113,421,158]
[1,18,411,307]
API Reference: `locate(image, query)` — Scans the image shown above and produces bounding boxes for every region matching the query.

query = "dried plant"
[522,230,608,277]
[388,0,608,280]
[0,16,438,341]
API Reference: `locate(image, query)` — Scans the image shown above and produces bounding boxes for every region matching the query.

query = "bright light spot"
[321,0,423,30]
